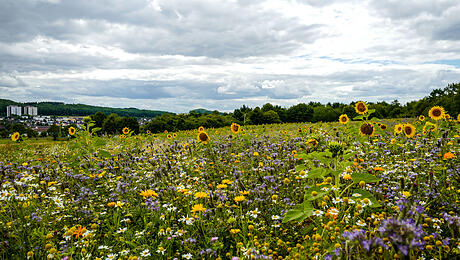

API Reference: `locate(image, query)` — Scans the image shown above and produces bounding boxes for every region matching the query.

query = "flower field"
[1,109,459,259]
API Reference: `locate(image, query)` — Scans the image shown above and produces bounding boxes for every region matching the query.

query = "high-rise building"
[6,105,22,117]
[24,106,38,116]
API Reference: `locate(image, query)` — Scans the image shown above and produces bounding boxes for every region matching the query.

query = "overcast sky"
[1,0,459,112]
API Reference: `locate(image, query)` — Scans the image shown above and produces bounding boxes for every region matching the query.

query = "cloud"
[0,0,459,113]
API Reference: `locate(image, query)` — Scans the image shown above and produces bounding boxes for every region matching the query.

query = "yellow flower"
[423,121,437,134]
[428,106,445,121]
[231,123,241,134]
[306,139,318,147]
[198,126,205,132]
[230,229,241,235]
[394,124,403,134]
[122,127,130,135]
[68,127,76,135]
[191,204,206,213]
[418,115,425,121]
[197,131,210,143]
[234,195,246,202]
[217,184,228,189]
[355,101,368,115]
[359,123,375,136]
[339,114,349,124]
[253,151,259,156]
[11,132,20,142]
[403,123,416,138]
[194,192,208,199]
[343,174,352,180]
[402,191,411,198]
[222,179,233,185]
[140,190,158,198]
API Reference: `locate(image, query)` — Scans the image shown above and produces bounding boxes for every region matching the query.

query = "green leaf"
[342,152,354,161]
[99,150,112,159]
[295,164,307,172]
[367,109,375,115]
[307,167,327,179]
[352,189,381,207]
[353,115,364,120]
[352,172,381,183]
[295,153,309,160]
[91,127,101,133]
[282,201,315,223]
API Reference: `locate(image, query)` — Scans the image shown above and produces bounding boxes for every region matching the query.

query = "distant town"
[1,105,152,137]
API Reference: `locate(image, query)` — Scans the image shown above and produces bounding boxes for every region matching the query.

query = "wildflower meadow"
[0,104,459,260]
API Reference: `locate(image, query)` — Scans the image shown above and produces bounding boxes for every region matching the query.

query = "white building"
[6,105,22,117]
[24,106,38,116]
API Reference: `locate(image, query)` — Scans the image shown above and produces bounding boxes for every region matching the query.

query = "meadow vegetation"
[0,104,459,259]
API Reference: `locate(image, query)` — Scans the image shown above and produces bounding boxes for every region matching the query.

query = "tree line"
[1,82,458,137]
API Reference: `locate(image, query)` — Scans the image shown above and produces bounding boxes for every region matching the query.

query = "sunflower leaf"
[352,172,381,183]
[307,167,328,179]
[353,115,364,120]
[282,201,314,223]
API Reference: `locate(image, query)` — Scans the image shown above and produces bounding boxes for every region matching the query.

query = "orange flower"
[443,152,455,160]
[73,225,87,239]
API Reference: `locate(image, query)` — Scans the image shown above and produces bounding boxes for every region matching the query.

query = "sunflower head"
[11,132,20,142]
[423,121,437,134]
[418,115,425,121]
[457,114,460,123]
[298,127,302,133]
[403,123,416,138]
[355,101,368,115]
[339,114,349,124]
[68,127,76,136]
[394,124,403,134]
[167,134,172,139]
[306,138,318,147]
[379,124,387,130]
[122,127,130,135]
[173,133,177,138]
[428,106,445,120]
[231,123,241,134]
[146,130,151,135]
[327,141,344,158]
[197,131,210,143]
[198,126,205,132]
[359,123,375,136]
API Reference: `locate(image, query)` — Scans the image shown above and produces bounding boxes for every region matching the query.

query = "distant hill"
[189,108,214,114]
[0,99,170,118]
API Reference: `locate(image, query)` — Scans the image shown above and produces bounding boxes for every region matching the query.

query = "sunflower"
[394,124,403,134]
[198,126,205,132]
[297,127,302,133]
[359,123,375,136]
[339,114,349,124]
[306,138,318,147]
[418,115,425,121]
[167,134,172,139]
[231,123,241,134]
[428,106,444,120]
[11,132,20,142]
[423,121,437,134]
[122,127,130,135]
[146,130,151,135]
[197,131,210,143]
[173,133,177,138]
[403,123,416,138]
[68,126,76,136]
[355,101,368,115]
[457,114,460,123]
[379,124,387,130]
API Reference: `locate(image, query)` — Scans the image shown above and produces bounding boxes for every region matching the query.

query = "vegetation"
[0,103,458,259]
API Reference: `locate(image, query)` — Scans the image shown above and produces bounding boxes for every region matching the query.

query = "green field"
[0,112,459,259]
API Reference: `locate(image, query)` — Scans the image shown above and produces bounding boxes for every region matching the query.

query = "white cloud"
[0,0,459,113]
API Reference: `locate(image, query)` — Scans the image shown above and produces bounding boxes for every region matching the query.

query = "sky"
[1,0,460,113]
